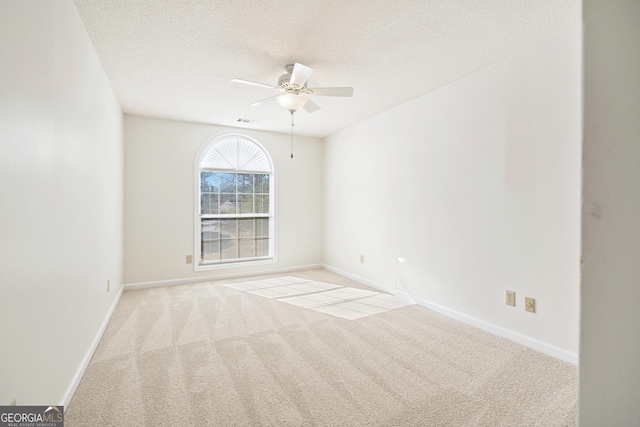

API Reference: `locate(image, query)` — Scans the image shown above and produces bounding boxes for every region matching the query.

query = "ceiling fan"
[231,63,353,113]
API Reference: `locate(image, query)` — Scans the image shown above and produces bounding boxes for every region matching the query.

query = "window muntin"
[197,136,273,268]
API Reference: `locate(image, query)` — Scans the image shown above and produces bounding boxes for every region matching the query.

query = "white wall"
[0,1,123,406]
[124,115,323,285]
[580,0,640,423]
[323,31,581,361]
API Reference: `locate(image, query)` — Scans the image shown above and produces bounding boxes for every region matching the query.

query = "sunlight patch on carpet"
[222,276,412,320]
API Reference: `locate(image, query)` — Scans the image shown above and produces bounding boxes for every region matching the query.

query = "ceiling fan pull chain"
[290,111,294,159]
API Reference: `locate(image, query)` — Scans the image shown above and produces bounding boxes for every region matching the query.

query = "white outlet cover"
[505,290,516,307]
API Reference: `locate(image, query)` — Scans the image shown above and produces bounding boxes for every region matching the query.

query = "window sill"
[194,257,276,272]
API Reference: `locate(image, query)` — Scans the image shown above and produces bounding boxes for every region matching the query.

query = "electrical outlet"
[107,279,110,293]
[525,297,536,313]
[9,398,16,406]
[360,255,364,264]
[186,254,193,264]
[505,290,516,307]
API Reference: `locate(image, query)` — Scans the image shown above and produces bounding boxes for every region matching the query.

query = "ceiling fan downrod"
[290,111,295,159]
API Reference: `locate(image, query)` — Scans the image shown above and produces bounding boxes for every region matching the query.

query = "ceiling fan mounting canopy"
[231,62,353,113]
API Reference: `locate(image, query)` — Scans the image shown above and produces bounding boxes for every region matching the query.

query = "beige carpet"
[65,269,577,426]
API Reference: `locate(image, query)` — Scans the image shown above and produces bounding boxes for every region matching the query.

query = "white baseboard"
[393,290,415,304]
[61,285,125,410]
[322,264,415,303]
[322,264,395,294]
[413,297,578,365]
[124,263,324,290]
[322,264,578,366]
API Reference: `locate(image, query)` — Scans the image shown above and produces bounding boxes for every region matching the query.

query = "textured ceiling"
[73,0,579,138]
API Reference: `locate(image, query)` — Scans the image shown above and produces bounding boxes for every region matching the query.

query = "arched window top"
[200,135,272,173]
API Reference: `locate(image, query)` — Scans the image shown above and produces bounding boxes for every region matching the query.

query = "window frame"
[194,134,276,272]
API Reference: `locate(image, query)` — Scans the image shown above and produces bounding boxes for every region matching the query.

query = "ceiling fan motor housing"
[278,73,292,88]
[279,64,302,88]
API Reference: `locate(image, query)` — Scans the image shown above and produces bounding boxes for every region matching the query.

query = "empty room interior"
[1,0,639,425]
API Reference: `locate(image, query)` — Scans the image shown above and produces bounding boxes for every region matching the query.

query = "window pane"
[219,194,236,214]
[255,174,270,194]
[201,240,221,262]
[220,238,238,260]
[254,194,269,213]
[256,218,269,238]
[220,172,236,193]
[256,238,269,257]
[220,218,236,236]
[201,193,218,214]
[238,194,254,214]
[238,173,254,193]
[238,238,256,259]
[201,172,219,193]
[201,218,219,232]
[201,220,221,262]
[238,218,255,238]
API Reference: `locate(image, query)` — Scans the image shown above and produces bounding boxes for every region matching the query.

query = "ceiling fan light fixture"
[232,62,353,115]
[277,93,307,112]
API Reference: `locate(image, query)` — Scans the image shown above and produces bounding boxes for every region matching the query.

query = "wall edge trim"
[61,285,125,410]
[322,264,395,294]
[414,297,578,365]
[124,264,324,290]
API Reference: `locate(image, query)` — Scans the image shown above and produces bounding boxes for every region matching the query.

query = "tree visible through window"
[197,136,273,266]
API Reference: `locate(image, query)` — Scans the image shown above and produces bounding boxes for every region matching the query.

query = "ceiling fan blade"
[250,95,279,106]
[290,63,314,88]
[303,97,321,113]
[231,78,277,90]
[308,87,354,97]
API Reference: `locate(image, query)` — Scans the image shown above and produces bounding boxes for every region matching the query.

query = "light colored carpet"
[65,269,577,426]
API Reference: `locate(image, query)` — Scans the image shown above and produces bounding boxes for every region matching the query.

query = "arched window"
[195,135,274,269]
